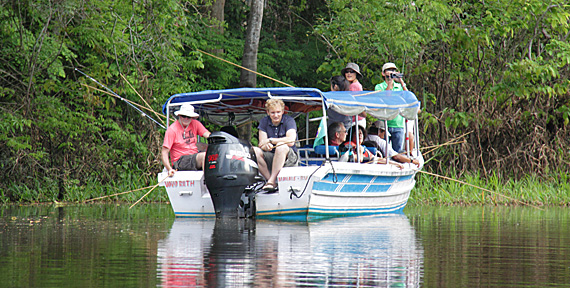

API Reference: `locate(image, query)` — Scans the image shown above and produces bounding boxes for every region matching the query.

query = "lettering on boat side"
[164,180,195,188]
[278,176,308,182]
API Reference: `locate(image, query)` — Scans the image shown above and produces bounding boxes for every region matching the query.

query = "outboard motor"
[204,131,259,218]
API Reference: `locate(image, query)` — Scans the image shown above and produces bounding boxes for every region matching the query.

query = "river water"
[1,204,569,287]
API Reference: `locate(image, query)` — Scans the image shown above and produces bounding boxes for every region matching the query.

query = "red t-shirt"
[163,120,209,163]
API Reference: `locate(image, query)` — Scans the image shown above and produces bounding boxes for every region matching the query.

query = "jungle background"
[1,0,569,202]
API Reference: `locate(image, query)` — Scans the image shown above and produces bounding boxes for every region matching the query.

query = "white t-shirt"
[364,134,398,158]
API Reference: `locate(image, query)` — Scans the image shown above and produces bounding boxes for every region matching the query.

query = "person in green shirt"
[374,63,409,153]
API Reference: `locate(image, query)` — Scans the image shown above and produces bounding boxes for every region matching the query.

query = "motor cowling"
[204,131,259,218]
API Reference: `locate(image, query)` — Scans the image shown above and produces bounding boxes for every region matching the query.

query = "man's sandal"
[262,182,277,192]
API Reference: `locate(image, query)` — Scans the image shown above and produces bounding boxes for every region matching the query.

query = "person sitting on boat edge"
[375,62,408,153]
[161,103,211,177]
[365,121,419,166]
[253,98,299,191]
[327,122,347,146]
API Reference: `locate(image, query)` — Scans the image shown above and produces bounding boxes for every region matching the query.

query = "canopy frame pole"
[321,100,330,159]
[405,119,410,158]
[384,120,390,166]
[305,112,310,146]
[415,118,420,158]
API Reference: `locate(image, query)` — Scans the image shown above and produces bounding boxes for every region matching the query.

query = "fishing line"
[75,68,166,129]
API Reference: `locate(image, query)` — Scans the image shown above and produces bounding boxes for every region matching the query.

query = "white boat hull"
[160,159,420,220]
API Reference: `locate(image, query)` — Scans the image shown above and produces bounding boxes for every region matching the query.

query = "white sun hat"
[174,103,199,117]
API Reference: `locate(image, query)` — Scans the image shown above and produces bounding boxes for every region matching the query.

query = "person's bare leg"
[196,152,206,170]
[267,145,288,185]
[253,147,271,180]
[407,132,415,153]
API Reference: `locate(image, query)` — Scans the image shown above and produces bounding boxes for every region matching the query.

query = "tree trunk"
[239,0,264,88]
[211,0,225,35]
[239,0,264,141]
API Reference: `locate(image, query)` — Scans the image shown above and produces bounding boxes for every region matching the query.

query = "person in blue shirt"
[253,98,298,191]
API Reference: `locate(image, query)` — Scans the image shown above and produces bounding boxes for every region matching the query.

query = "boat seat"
[297,145,340,166]
[314,145,340,157]
[363,146,378,156]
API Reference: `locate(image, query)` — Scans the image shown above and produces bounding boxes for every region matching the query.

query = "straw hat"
[174,103,199,117]
[341,62,363,78]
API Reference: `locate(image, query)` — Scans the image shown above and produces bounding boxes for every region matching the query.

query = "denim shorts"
[388,127,405,153]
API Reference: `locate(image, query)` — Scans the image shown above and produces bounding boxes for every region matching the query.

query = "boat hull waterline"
[159,161,419,220]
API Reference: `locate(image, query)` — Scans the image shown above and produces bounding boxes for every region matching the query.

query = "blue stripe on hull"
[256,207,308,217]
[308,202,407,220]
[315,173,414,194]
[174,212,216,217]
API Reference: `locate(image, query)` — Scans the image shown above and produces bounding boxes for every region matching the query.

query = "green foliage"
[314,0,456,82]
[411,170,570,206]
[0,0,568,203]
[442,108,472,129]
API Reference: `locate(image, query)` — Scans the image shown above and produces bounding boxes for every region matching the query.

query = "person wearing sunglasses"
[341,63,367,128]
[341,62,364,92]
[161,103,211,176]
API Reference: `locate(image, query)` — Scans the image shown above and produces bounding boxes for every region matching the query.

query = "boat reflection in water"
[157,214,423,287]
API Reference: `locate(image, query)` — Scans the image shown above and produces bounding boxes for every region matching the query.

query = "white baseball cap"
[382,62,398,71]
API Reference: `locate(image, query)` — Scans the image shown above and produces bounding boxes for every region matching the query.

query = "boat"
[158,87,423,220]
[157,215,423,287]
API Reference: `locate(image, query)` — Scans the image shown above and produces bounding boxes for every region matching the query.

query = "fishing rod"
[75,68,166,129]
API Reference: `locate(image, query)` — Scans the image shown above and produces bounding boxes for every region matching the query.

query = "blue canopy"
[162,87,420,125]
[323,90,420,120]
[162,87,323,114]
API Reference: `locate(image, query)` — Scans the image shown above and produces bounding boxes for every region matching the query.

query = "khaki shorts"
[262,147,298,171]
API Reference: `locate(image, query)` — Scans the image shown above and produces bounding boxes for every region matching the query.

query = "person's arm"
[266,129,296,147]
[267,117,297,146]
[161,146,176,176]
[394,76,408,91]
[386,78,394,90]
[392,153,420,166]
[258,130,274,152]
[197,130,211,151]
[372,156,404,169]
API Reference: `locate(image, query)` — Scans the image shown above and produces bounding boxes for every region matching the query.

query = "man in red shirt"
[327,122,347,146]
[161,103,211,176]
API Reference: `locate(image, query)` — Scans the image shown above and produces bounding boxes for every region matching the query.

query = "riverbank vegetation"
[411,170,570,207]
[1,0,568,204]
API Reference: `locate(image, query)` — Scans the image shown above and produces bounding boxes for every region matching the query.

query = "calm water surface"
[0,204,569,287]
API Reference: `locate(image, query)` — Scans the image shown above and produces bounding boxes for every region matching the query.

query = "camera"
[389,73,404,79]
